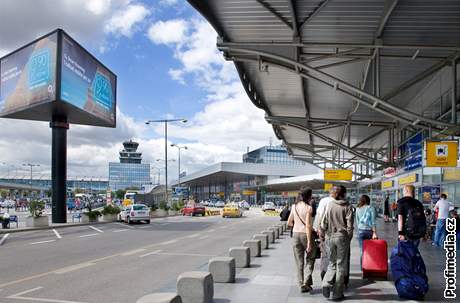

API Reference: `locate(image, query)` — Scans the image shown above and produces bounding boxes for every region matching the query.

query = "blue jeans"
[358,229,373,267]
[434,219,447,247]
[457,232,460,250]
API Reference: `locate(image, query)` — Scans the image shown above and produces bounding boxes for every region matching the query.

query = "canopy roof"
[187,0,460,180]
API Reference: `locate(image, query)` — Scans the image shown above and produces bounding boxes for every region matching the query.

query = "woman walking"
[355,194,378,267]
[287,188,316,292]
[383,195,390,222]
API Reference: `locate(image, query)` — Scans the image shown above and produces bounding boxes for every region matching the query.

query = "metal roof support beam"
[219,47,457,130]
[255,0,293,31]
[305,48,364,63]
[269,115,394,127]
[375,0,400,38]
[452,57,458,124]
[287,0,299,37]
[312,123,343,131]
[301,53,452,61]
[299,0,331,31]
[267,116,388,166]
[315,57,369,70]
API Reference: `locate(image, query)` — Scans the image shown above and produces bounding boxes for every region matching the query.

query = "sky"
[0,0,280,182]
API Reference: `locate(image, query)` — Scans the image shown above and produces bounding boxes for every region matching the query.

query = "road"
[0,209,278,303]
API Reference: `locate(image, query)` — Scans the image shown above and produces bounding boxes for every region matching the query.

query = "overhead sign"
[425,140,458,167]
[381,180,394,189]
[443,168,460,181]
[242,190,256,195]
[403,133,423,171]
[324,169,352,181]
[324,183,333,191]
[399,173,418,185]
[383,167,396,178]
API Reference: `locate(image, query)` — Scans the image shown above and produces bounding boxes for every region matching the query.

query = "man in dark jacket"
[397,185,426,248]
[280,204,291,221]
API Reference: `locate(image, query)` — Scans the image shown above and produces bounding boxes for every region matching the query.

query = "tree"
[115,189,126,199]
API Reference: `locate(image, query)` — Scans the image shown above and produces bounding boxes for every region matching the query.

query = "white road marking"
[30,240,56,245]
[89,226,103,233]
[112,229,129,233]
[186,233,200,238]
[8,285,88,303]
[139,249,162,258]
[159,239,178,245]
[54,263,94,274]
[78,233,98,238]
[138,226,151,229]
[52,229,62,239]
[207,229,216,233]
[121,248,147,256]
[115,222,134,228]
[198,235,209,240]
[0,233,9,245]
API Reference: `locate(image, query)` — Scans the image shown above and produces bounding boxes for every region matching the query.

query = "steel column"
[452,58,458,124]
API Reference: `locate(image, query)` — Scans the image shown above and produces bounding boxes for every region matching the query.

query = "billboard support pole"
[50,117,69,223]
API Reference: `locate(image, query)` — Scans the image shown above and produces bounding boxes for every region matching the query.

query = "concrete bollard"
[262,230,275,243]
[208,257,235,283]
[177,271,213,303]
[276,225,283,235]
[229,247,250,268]
[243,239,261,257]
[137,293,182,303]
[253,234,269,249]
[269,227,279,239]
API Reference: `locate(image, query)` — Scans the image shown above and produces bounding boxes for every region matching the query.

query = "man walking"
[320,185,354,301]
[432,194,453,247]
[397,185,426,247]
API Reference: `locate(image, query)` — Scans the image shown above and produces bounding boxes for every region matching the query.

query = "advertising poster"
[425,140,458,167]
[0,33,57,115]
[61,33,116,126]
[422,185,440,204]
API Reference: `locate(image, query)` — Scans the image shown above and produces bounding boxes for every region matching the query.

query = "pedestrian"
[383,195,390,222]
[314,186,337,280]
[432,194,453,247]
[320,185,354,301]
[287,188,316,293]
[424,209,434,240]
[2,210,10,229]
[397,185,426,248]
[355,194,378,267]
[280,204,291,222]
[391,201,398,222]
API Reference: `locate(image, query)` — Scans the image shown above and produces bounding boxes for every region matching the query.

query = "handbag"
[294,204,320,258]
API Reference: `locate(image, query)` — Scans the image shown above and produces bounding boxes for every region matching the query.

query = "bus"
[123,191,137,206]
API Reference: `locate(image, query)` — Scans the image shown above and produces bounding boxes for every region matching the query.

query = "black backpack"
[406,203,426,239]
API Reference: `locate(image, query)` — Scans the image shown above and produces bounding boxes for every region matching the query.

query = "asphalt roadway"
[0,209,279,303]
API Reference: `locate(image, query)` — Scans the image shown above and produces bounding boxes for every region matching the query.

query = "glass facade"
[243,145,307,166]
[109,162,150,191]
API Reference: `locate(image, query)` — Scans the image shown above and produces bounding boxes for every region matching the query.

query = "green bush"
[29,200,45,218]
[159,201,169,211]
[150,204,158,212]
[86,210,101,221]
[101,204,120,215]
[171,201,185,211]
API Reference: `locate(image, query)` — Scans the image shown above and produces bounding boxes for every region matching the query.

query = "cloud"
[104,3,150,37]
[147,19,188,44]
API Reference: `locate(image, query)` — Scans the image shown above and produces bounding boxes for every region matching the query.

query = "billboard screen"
[61,33,116,127]
[0,32,57,115]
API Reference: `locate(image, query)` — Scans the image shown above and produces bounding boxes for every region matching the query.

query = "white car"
[238,201,250,210]
[214,201,225,208]
[262,202,276,212]
[119,204,150,224]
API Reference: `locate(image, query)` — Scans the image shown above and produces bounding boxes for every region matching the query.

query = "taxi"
[222,203,243,218]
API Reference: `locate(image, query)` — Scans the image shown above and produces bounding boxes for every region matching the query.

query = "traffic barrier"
[243,240,261,257]
[276,225,283,236]
[208,257,235,283]
[205,210,221,216]
[229,247,250,268]
[137,293,182,303]
[263,210,280,217]
[253,234,269,249]
[269,227,279,239]
[262,230,275,243]
[177,271,213,303]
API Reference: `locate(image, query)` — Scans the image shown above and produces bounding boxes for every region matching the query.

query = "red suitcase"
[362,239,388,279]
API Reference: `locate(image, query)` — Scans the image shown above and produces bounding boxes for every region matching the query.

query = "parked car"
[222,203,243,218]
[262,202,276,212]
[182,203,206,216]
[214,201,225,208]
[238,201,250,210]
[118,204,150,224]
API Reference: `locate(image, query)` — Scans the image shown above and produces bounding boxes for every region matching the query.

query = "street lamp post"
[23,163,40,197]
[171,144,188,187]
[145,118,187,204]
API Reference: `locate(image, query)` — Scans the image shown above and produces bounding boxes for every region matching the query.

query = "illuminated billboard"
[60,33,116,126]
[0,29,116,127]
[0,32,57,115]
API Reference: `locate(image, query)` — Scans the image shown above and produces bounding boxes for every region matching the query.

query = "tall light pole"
[146,118,187,204]
[171,144,188,188]
[23,163,40,196]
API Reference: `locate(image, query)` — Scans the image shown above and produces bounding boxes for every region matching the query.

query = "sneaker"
[331,295,346,301]
[322,286,331,299]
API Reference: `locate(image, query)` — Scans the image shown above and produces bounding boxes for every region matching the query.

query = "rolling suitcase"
[362,239,388,279]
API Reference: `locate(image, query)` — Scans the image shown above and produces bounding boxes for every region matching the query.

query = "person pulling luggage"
[320,185,354,301]
[355,194,378,267]
[397,185,426,247]
[287,188,316,293]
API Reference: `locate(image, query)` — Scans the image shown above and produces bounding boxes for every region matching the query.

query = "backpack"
[406,203,426,239]
[390,240,429,300]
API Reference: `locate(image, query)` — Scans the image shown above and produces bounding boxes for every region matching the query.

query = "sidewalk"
[212,218,456,302]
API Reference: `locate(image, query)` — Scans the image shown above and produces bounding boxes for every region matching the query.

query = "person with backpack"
[397,185,426,247]
[320,185,354,301]
[432,194,453,247]
[280,204,291,222]
[287,188,316,293]
[355,194,378,267]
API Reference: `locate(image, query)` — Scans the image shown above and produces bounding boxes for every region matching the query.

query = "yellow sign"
[381,180,394,189]
[398,174,418,185]
[426,141,458,167]
[242,190,256,195]
[324,169,352,181]
[324,183,333,191]
[443,168,460,181]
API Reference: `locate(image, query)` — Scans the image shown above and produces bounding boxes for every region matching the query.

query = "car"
[182,202,206,216]
[222,203,243,218]
[238,201,250,210]
[262,202,276,212]
[119,204,150,224]
[215,201,225,208]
